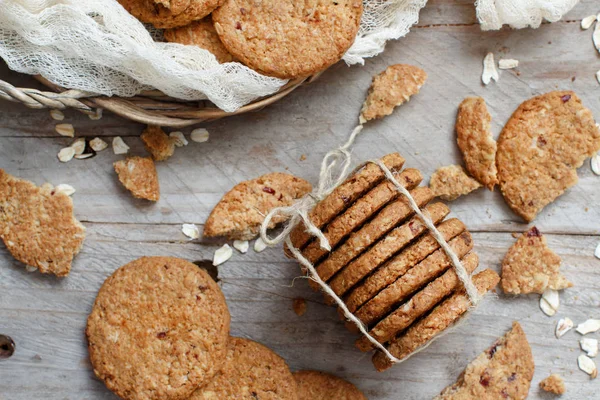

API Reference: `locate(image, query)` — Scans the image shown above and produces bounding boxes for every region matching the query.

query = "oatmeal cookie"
[0,170,85,276]
[496,91,600,222]
[86,256,230,400]
[373,269,500,371]
[204,172,312,240]
[288,153,405,252]
[360,64,427,123]
[456,97,498,190]
[212,0,363,79]
[117,0,224,29]
[434,322,534,400]
[141,125,175,161]
[356,252,479,351]
[164,18,236,63]
[294,370,366,400]
[190,337,297,400]
[501,226,572,295]
[430,165,482,201]
[114,157,160,201]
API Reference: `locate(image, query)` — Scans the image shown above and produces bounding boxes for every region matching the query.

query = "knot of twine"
[259,125,480,364]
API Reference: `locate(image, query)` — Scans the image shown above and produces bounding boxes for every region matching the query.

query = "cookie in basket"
[86,256,230,400]
[0,169,85,277]
[164,18,236,63]
[212,0,363,79]
[114,156,160,201]
[294,370,367,400]
[496,91,600,222]
[204,172,312,240]
[118,0,224,29]
[434,322,534,400]
[190,337,297,399]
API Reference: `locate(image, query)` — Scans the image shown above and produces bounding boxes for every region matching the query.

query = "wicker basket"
[0,72,322,128]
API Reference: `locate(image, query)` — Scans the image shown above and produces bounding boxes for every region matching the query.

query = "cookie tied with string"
[282,153,498,370]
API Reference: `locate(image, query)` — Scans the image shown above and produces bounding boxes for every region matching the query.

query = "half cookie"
[434,322,534,400]
[501,226,572,295]
[360,64,427,123]
[190,337,297,399]
[86,257,230,400]
[496,91,600,222]
[0,169,85,276]
[294,370,367,400]
[204,172,312,240]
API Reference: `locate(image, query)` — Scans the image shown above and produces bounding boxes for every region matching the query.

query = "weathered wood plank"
[0,225,599,399]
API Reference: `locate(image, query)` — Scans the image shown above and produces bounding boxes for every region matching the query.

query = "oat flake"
[50,109,65,121]
[57,146,75,162]
[169,131,188,147]
[213,244,233,266]
[498,59,519,69]
[90,137,108,152]
[555,317,573,338]
[191,128,209,143]
[55,123,74,137]
[595,243,600,260]
[233,240,249,254]
[482,52,499,85]
[181,223,200,240]
[88,108,103,120]
[254,237,267,253]
[71,138,86,155]
[25,265,37,272]
[593,20,600,53]
[578,354,598,378]
[582,14,597,30]
[112,137,130,155]
[54,184,76,196]
[540,288,559,316]
[591,154,600,175]
[581,338,599,357]
[577,319,600,335]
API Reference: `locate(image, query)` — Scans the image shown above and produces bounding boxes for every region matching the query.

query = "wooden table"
[1,1,600,399]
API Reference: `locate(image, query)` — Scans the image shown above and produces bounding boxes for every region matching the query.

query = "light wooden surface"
[2,1,600,399]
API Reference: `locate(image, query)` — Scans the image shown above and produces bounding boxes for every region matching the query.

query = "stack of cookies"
[288,153,500,371]
[119,0,364,79]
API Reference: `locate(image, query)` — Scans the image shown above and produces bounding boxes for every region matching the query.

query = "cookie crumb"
[293,298,307,316]
[141,125,175,161]
[539,374,565,395]
[114,157,160,201]
[430,165,482,201]
[300,154,307,161]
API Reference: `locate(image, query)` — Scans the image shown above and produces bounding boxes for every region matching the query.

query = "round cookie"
[190,337,297,399]
[164,18,236,63]
[212,0,363,79]
[294,370,367,400]
[86,256,230,400]
[117,0,224,29]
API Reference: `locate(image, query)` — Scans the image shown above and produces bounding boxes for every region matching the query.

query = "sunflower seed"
[582,14,597,30]
[254,237,267,253]
[191,128,209,143]
[540,289,559,316]
[112,137,130,155]
[556,317,573,338]
[70,138,86,155]
[181,223,200,240]
[498,59,519,69]
[55,123,75,137]
[233,240,249,254]
[581,338,599,357]
[90,137,108,152]
[578,354,598,378]
[54,184,76,196]
[57,146,75,162]
[577,319,600,335]
[50,109,65,121]
[482,52,499,85]
[169,131,188,147]
[592,154,600,175]
[88,108,103,120]
[213,244,233,266]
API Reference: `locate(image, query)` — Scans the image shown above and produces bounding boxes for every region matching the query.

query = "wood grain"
[1,2,600,399]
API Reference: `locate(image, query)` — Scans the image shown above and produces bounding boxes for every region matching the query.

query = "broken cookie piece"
[456,97,498,190]
[434,322,534,400]
[164,18,236,63]
[141,125,175,161]
[0,170,86,276]
[204,173,312,240]
[430,165,482,201]
[501,226,572,295]
[539,374,565,395]
[114,157,160,201]
[496,91,600,222]
[360,64,427,123]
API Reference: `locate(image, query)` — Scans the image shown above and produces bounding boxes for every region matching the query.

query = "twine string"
[259,124,479,363]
